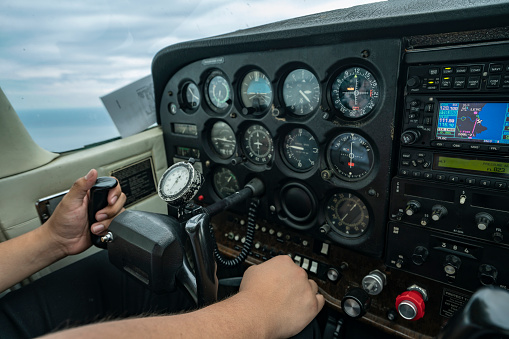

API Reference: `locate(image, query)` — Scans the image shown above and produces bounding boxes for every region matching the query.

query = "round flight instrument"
[241,124,274,165]
[325,192,370,238]
[180,81,201,112]
[212,167,240,199]
[158,160,204,206]
[240,70,273,113]
[210,121,236,159]
[327,133,374,181]
[282,128,319,171]
[330,67,380,119]
[205,71,232,113]
[282,68,321,116]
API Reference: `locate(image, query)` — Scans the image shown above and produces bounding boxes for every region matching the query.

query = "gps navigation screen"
[436,102,509,144]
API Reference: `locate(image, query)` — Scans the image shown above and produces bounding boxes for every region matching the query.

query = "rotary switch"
[431,205,448,221]
[395,285,428,321]
[405,200,421,216]
[475,212,494,231]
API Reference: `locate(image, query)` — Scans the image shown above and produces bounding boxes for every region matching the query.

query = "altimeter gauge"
[325,192,370,238]
[282,68,321,116]
[158,159,204,206]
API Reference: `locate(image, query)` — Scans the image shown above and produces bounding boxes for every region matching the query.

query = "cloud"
[0,0,380,110]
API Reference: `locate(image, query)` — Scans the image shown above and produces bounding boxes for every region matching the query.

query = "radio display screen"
[436,102,509,144]
[433,154,509,177]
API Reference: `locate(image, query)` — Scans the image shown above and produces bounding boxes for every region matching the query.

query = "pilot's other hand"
[238,255,325,338]
[44,169,126,256]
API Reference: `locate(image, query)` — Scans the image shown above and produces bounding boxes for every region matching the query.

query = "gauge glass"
[181,82,200,112]
[282,128,319,171]
[205,72,231,113]
[212,167,240,199]
[240,70,272,113]
[325,192,370,238]
[210,121,236,159]
[331,67,380,119]
[327,132,374,181]
[242,124,274,165]
[282,69,321,116]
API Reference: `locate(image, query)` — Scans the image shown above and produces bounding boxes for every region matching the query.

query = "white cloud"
[0,0,382,110]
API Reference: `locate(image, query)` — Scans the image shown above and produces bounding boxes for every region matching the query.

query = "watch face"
[158,161,203,204]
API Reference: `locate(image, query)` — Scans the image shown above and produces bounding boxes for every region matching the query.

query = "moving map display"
[436,102,509,144]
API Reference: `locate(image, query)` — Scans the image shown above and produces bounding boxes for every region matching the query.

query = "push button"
[467,76,480,89]
[487,76,501,89]
[456,66,467,74]
[443,67,453,74]
[454,77,466,89]
[489,64,503,73]
[469,65,482,73]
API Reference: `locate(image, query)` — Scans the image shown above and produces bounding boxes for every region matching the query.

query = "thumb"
[66,169,98,203]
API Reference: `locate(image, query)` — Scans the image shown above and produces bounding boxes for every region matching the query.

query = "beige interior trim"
[0,87,59,179]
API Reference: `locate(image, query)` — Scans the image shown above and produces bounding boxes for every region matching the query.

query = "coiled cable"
[210,198,259,268]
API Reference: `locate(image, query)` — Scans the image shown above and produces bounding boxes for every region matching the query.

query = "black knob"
[412,246,429,266]
[405,200,421,216]
[420,216,430,226]
[479,264,498,285]
[443,254,462,275]
[341,287,371,318]
[431,205,448,221]
[492,232,504,243]
[401,129,421,145]
[475,212,494,231]
[407,76,421,89]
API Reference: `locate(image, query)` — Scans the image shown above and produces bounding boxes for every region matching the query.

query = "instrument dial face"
[327,133,374,181]
[158,161,203,205]
[210,121,236,159]
[240,70,273,113]
[242,124,274,165]
[212,167,240,199]
[205,72,232,113]
[331,67,380,119]
[325,192,370,238]
[282,69,321,116]
[181,82,201,112]
[282,128,319,172]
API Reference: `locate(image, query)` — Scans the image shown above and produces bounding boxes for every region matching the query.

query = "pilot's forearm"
[39,292,269,339]
[0,222,66,293]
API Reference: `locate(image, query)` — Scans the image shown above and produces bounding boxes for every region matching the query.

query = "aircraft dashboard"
[153,1,509,337]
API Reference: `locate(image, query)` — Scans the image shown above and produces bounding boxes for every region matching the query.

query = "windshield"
[0,0,379,152]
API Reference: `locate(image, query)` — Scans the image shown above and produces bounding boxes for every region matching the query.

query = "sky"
[0,0,380,111]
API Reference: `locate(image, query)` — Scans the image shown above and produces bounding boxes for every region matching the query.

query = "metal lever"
[88,176,118,249]
[185,213,218,307]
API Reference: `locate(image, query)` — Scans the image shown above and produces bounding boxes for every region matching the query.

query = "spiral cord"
[211,198,259,268]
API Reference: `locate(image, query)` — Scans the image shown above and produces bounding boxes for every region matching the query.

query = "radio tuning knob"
[405,200,421,216]
[431,205,448,221]
[479,264,498,285]
[407,76,421,89]
[444,254,462,275]
[401,129,421,145]
[475,212,494,231]
[411,246,429,266]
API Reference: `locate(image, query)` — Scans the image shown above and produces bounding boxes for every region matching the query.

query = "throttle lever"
[88,176,118,249]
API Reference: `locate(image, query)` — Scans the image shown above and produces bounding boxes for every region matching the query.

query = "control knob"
[401,129,421,145]
[395,285,427,321]
[405,200,421,216]
[406,76,421,89]
[361,270,387,296]
[411,246,429,266]
[479,264,498,286]
[443,254,461,275]
[341,287,371,318]
[475,212,494,231]
[431,205,448,221]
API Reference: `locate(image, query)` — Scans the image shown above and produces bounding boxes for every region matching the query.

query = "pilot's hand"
[44,169,126,256]
[238,255,325,338]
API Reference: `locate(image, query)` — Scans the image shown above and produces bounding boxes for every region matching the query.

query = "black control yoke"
[93,177,264,308]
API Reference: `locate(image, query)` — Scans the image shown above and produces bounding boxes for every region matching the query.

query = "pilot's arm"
[40,255,325,339]
[0,169,126,293]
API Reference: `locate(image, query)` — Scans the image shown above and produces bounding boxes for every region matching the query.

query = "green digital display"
[434,155,509,177]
